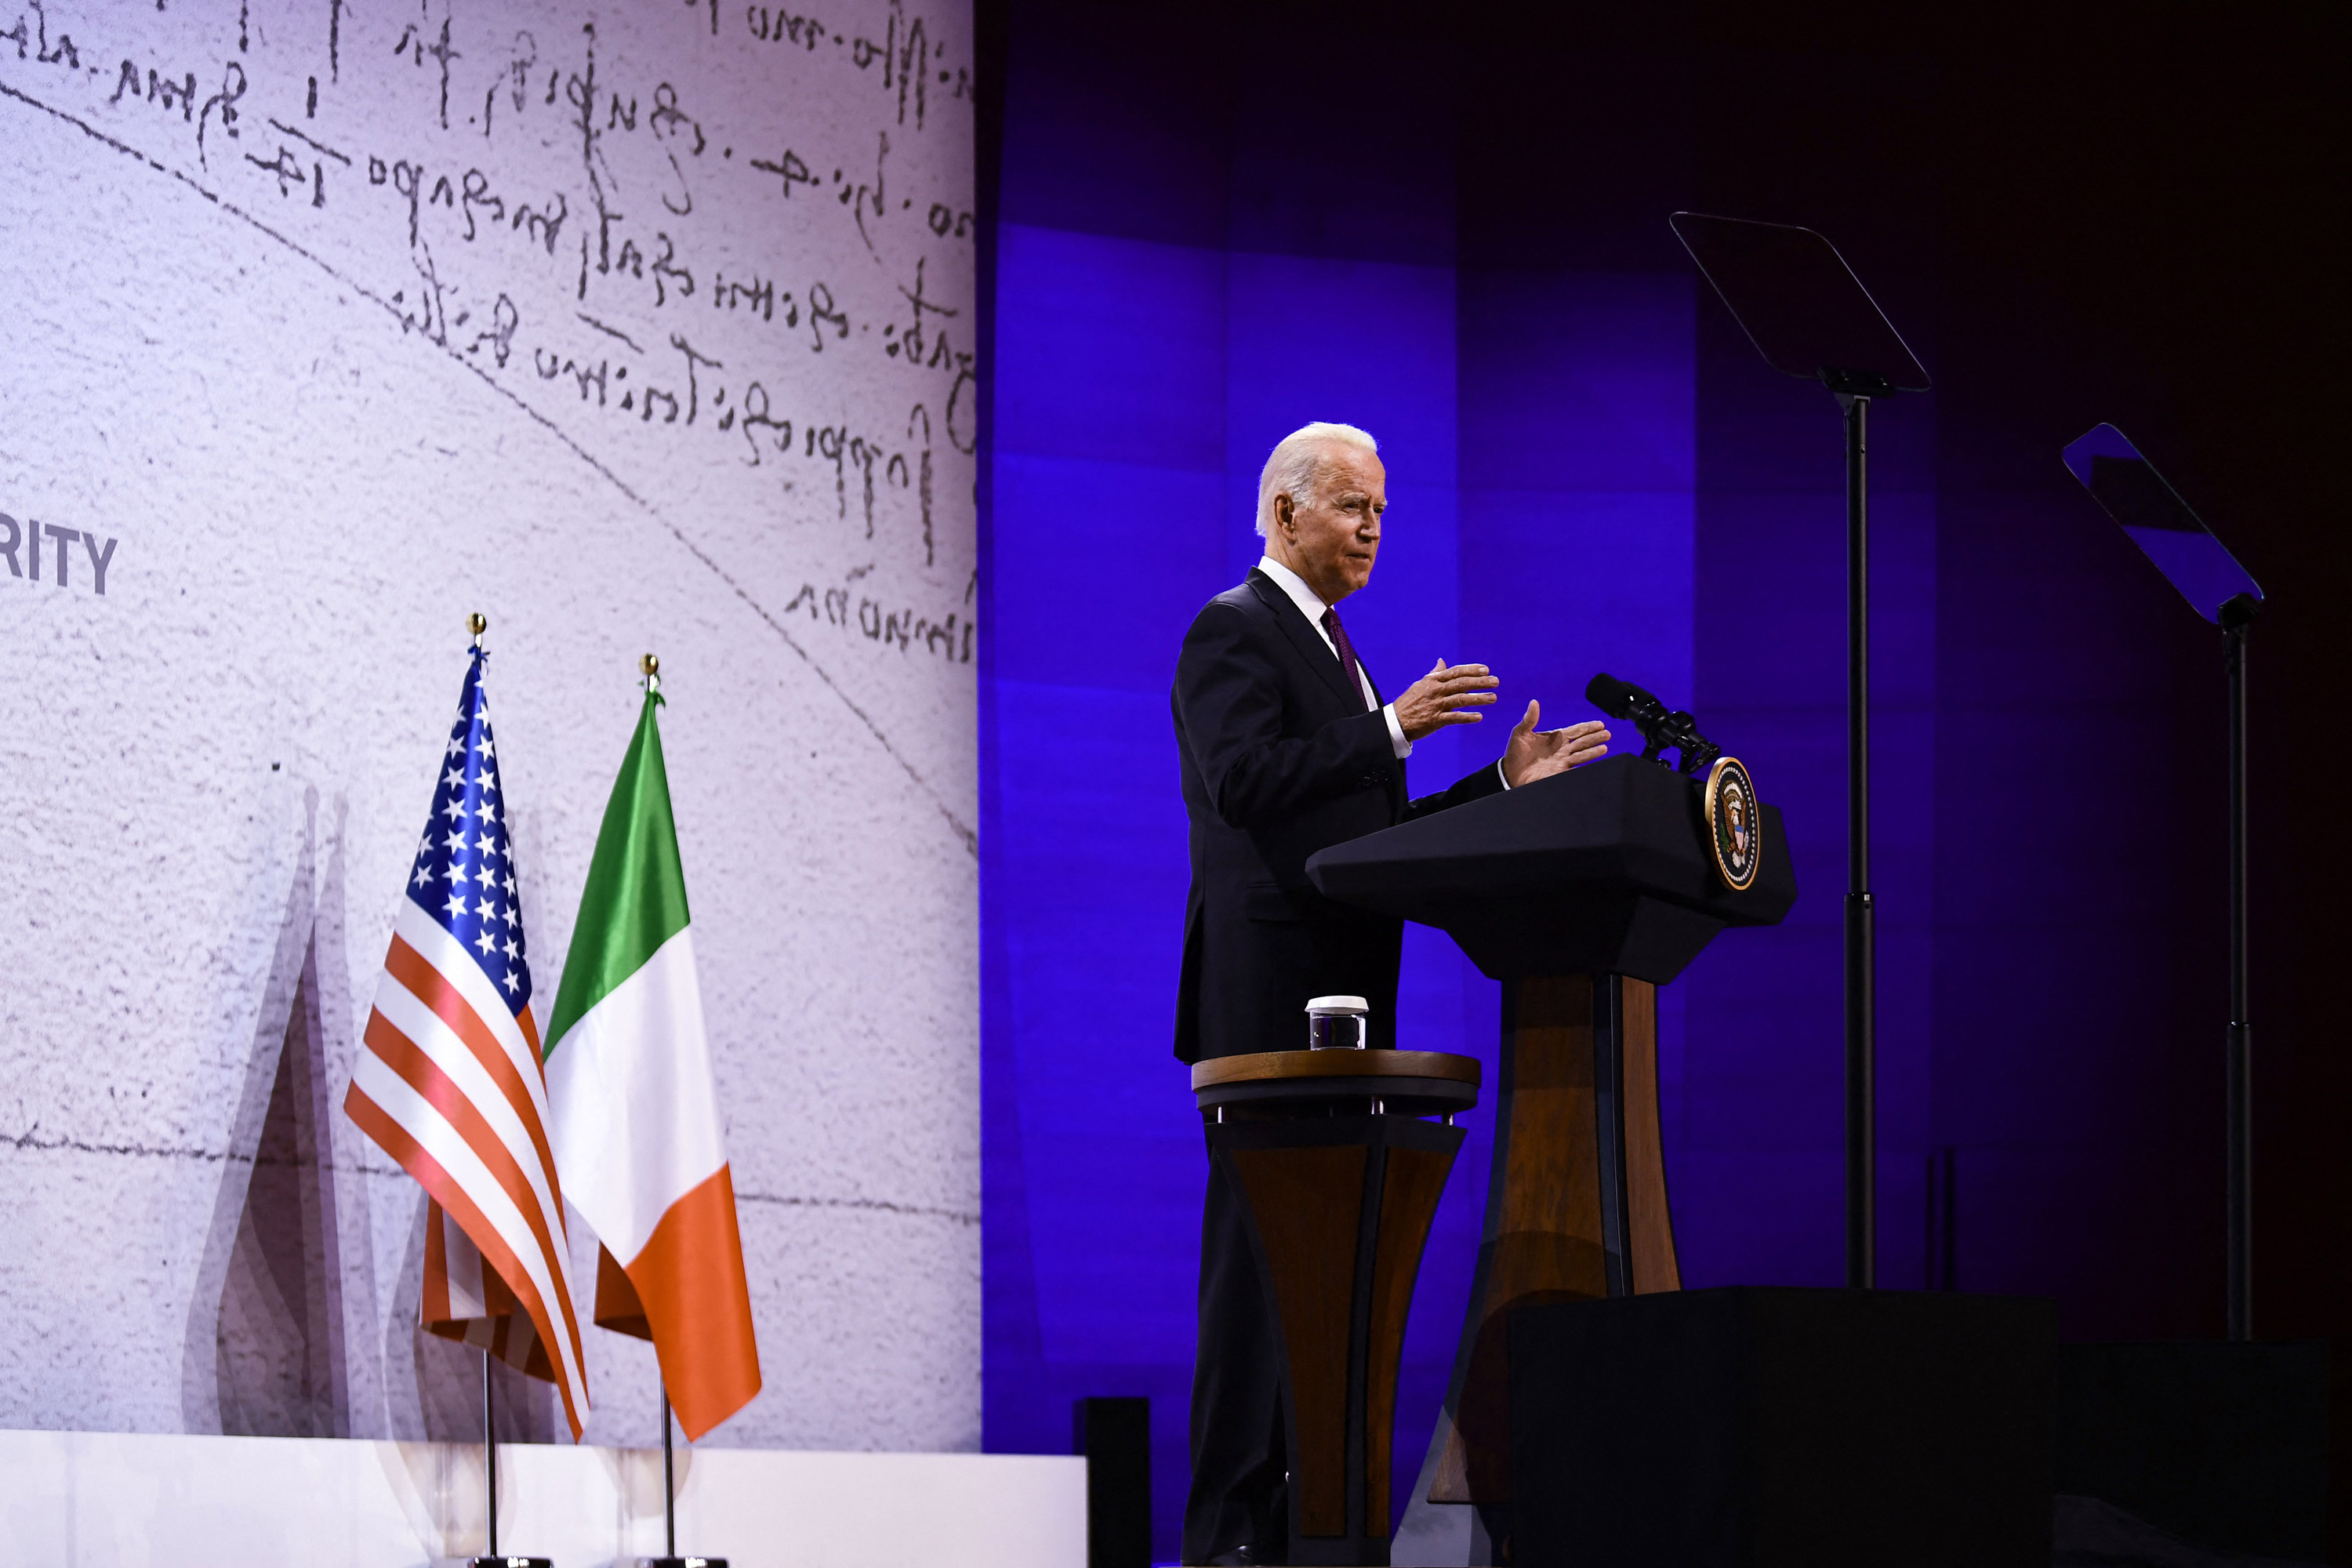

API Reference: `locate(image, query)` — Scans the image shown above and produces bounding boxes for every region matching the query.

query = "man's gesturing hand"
[1394,658,1501,742]
[1502,702,1610,787]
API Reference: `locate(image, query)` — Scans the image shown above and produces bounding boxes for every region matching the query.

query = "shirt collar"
[1255,554,1330,630]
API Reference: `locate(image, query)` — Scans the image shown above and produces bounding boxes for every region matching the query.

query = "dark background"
[975,2,2350,1558]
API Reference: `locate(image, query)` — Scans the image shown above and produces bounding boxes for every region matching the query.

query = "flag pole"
[484,1349,499,1559]
[644,655,674,1568]
[474,621,502,1567]
[468,1351,554,1568]
[654,653,696,1568]
[460,624,552,1568]
[646,1381,723,1567]
[550,649,744,1566]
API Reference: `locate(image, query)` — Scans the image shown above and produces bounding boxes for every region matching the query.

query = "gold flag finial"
[466,612,488,647]
[639,652,659,677]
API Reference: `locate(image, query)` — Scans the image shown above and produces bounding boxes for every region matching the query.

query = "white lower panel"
[0,1430,1086,1568]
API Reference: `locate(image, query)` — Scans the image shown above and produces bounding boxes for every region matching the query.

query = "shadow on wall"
[174,789,561,1443]
[180,787,365,1437]
[217,943,350,1434]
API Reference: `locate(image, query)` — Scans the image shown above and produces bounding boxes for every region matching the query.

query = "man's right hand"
[1394,659,1501,742]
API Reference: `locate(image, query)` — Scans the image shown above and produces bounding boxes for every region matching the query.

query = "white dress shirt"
[1255,555,1512,789]
[1256,554,1413,757]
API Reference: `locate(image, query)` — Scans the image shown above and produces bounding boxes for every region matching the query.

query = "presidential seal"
[1704,757,1762,891]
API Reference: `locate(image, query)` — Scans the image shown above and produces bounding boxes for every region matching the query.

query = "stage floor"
[0,1428,1086,1567]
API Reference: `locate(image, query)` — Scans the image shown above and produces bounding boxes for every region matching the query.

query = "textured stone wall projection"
[0,0,978,1450]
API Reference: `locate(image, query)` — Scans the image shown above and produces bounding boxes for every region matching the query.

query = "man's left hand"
[1502,702,1610,788]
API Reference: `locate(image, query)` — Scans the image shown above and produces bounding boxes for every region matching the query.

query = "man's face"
[1276,444,1387,604]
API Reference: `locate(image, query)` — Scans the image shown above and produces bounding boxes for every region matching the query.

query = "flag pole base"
[641,1558,728,1567]
[469,1558,554,1567]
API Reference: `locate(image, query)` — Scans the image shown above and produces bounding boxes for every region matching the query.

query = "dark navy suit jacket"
[1170,568,1504,1062]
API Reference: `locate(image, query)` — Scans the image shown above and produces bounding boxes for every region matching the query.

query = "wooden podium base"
[1196,1051,1479,1568]
[1405,974,1681,1557]
[1212,1112,1462,1566]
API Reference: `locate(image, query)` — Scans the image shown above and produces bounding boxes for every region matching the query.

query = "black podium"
[1306,753,1796,1556]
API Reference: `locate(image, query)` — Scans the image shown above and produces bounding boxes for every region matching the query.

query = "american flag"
[343,644,591,1437]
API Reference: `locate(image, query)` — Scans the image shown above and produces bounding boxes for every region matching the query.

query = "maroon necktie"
[1320,607,1370,712]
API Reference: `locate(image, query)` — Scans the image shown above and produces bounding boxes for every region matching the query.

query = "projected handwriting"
[780,568,975,664]
[242,117,350,209]
[2,3,82,70]
[0,0,978,569]
[390,2,460,131]
[366,151,570,252]
[246,140,324,205]
[744,6,827,51]
[9,2,976,393]
[107,53,249,177]
[474,26,534,139]
[518,320,943,543]
[742,2,974,132]
[880,255,973,443]
[924,201,974,241]
[746,131,967,261]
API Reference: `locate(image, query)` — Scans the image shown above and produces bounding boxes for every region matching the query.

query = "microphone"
[1584,672,1672,729]
[1585,671,1722,775]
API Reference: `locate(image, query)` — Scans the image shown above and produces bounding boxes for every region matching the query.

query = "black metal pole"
[662,1384,677,1559]
[1842,392,1875,1290]
[2223,596,2255,1341]
[484,1349,499,1560]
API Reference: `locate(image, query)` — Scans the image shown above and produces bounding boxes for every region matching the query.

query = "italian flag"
[544,689,761,1440]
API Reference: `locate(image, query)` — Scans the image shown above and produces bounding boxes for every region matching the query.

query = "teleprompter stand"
[2061,423,2264,1341]
[1669,212,1931,1290]
[2053,426,2322,1558]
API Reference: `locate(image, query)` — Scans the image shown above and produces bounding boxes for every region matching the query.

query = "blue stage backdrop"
[982,7,2229,1558]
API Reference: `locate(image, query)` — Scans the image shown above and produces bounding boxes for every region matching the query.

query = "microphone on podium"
[1585,672,1722,775]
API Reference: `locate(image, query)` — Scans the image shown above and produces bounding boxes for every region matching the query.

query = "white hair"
[1255,422,1379,537]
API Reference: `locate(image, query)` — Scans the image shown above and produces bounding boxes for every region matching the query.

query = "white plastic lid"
[1305,995,1369,1014]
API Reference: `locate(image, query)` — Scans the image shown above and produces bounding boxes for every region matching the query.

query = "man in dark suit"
[1172,422,1609,1563]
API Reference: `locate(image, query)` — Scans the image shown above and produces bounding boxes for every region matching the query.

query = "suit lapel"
[1247,570,1364,710]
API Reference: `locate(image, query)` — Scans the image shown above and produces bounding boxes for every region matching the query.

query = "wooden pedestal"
[1196,1051,1479,1566]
